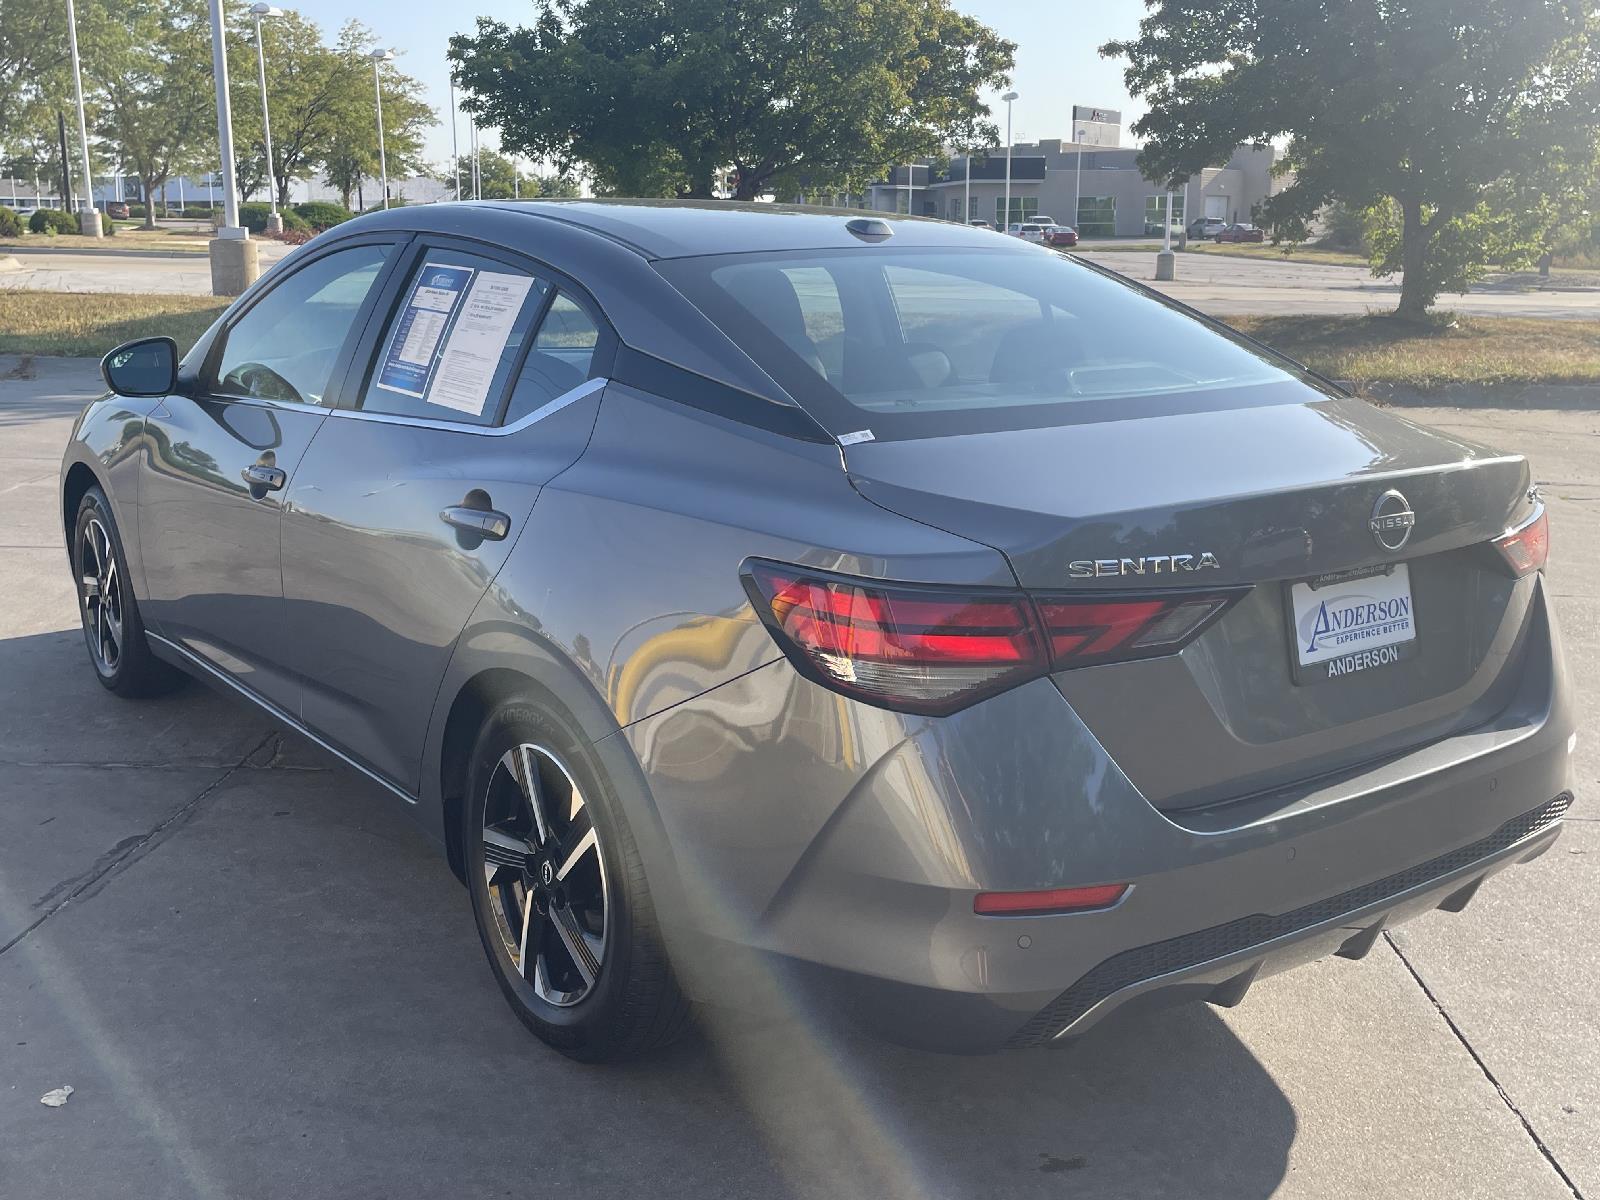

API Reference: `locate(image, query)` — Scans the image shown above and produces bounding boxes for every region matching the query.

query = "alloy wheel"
[79,516,124,675]
[481,743,609,1006]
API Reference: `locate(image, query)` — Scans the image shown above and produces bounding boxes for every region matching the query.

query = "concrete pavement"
[0,242,294,294]
[1,357,1595,1199]
[1074,249,1600,319]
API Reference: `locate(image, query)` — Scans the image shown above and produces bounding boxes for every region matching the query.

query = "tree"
[90,0,217,230]
[0,3,71,150]
[448,0,1014,201]
[319,23,433,210]
[438,148,584,200]
[1103,0,1600,315]
[229,11,346,205]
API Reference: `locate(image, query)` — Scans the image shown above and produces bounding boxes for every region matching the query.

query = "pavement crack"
[0,730,279,961]
[1385,932,1586,1200]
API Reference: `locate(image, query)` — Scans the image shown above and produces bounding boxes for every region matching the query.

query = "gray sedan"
[61,201,1574,1060]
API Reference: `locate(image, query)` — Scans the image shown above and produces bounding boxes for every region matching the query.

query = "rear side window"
[213,243,391,405]
[503,292,604,425]
[657,247,1308,441]
[358,250,548,426]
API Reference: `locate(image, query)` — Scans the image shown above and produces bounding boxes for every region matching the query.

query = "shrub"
[292,200,353,229]
[273,228,315,245]
[127,204,147,219]
[181,205,222,220]
[100,211,115,236]
[238,202,309,233]
[361,197,410,214]
[29,209,79,235]
[0,207,20,237]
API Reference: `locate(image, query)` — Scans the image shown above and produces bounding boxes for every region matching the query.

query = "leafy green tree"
[448,0,1014,201]
[0,4,71,150]
[90,0,218,230]
[1103,0,1600,315]
[320,23,433,210]
[439,148,583,200]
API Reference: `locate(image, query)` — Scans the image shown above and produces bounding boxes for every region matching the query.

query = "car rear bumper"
[768,792,1567,1051]
[626,578,1576,1053]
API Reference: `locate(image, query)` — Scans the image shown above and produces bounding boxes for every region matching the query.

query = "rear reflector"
[1492,505,1548,577]
[744,559,1246,714]
[974,884,1130,916]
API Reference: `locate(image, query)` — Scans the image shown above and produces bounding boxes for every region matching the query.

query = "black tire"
[463,698,689,1062]
[72,486,184,698]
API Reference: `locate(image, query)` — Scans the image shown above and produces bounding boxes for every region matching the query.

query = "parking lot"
[1,355,1596,1200]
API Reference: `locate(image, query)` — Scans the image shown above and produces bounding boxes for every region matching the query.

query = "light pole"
[369,49,394,209]
[1156,185,1177,281]
[1001,90,1018,233]
[448,74,462,200]
[206,0,257,294]
[963,148,970,225]
[1074,125,1087,235]
[64,0,103,237]
[250,5,285,233]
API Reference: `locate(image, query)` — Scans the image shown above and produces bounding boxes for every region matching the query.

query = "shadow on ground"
[0,624,1297,1200]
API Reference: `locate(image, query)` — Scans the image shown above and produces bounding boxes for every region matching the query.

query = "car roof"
[349,198,1024,260]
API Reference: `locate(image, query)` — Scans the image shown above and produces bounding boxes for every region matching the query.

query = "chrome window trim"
[329,376,608,436]
[205,392,333,412]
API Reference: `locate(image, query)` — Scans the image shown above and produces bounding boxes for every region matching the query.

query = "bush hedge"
[28,209,79,235]
[238,202,309,233]
[181,205,222,220]
[0,208,21,237]
[127,204,147,219]
[292,201,353,229]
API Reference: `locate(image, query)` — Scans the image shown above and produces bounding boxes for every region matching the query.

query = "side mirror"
[101,337,178,398]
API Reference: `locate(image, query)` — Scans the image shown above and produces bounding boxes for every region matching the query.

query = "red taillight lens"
[1492,506,1548,577]
[974,883,1130,916]
[1034,593,1237,668]
[745,560,1246,714]
[744,561,1044,714]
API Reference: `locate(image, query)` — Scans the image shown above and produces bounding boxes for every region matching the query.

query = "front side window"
[213,243,391,405]
[658,246,1311,442]
[359,251,548,426]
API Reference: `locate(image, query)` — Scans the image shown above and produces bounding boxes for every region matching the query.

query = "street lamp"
[1001,90,1018,233]
[448,73,462,200]
[64,0,103,237]
[369,48,394,210]
[205,0,257,295]
[250,4,285,233]
[1074,126,1087,235]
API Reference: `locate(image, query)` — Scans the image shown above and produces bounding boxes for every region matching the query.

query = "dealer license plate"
[1288,564,1417,684]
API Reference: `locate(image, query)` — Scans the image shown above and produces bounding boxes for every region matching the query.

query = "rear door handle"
[440,505,512,541]
[241,464,286,490]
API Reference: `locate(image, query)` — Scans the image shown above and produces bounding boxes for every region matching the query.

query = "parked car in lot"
[105,201,130,220]
[65,200,1573,1060]
[1216,222,1266,243]
[1044,224,1079,247]
[1009,221,1052,243]
[966,218,994,230]
[1187,217,1228,240]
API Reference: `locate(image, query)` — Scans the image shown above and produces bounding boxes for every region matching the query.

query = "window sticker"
[375,263,475,398]
[427,271,538,416]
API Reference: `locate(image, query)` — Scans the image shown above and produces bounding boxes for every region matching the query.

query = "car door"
[137,237,402,709]
[279,238,615,794]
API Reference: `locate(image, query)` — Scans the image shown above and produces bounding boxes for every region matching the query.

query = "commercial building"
[868,106,1279,237]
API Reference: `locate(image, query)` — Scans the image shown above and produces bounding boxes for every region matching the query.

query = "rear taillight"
[742,561,1043,714]
[1492,505,1548,577]
[973,883,1129,916]
[744,559,1244,714]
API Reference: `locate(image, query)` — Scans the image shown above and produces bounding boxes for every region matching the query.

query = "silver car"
[62,201,1574,1060]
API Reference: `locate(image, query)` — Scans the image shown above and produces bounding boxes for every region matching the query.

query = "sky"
[285,0,1151,169]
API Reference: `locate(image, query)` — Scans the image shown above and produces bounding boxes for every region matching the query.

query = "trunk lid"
[844,396,1538,811]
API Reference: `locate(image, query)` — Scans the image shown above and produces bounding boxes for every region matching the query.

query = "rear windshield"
[657,246,1318,442]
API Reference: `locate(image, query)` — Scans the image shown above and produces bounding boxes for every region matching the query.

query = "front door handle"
[241,464,286,491]
[440,505,511,541]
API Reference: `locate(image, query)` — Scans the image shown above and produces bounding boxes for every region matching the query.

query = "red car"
[1044,225,1079,248]
[1215,223,1265,244]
